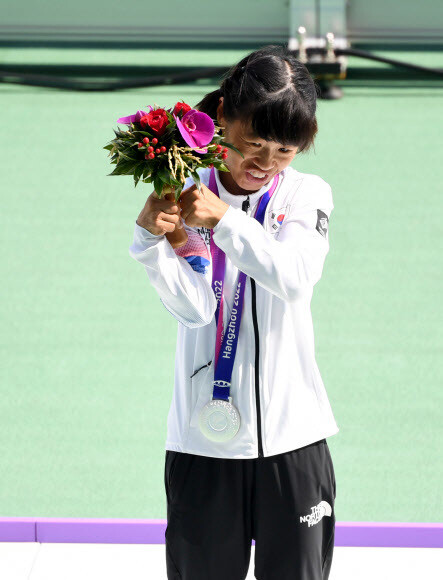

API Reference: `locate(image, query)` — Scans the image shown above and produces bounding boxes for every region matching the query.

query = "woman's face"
[216,97,298,195]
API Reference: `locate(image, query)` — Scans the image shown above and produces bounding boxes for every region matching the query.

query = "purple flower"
[117,107,153,125]
[174,109,214,153]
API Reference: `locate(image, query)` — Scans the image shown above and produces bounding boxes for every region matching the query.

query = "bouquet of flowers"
[103,101,241,202]
[104,100,242,261]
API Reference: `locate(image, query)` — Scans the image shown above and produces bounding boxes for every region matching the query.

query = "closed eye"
[250,142,292,153]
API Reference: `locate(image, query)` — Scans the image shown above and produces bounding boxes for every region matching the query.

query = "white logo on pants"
[300,501,332,527]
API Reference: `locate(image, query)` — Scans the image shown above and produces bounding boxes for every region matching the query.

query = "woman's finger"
[158,211,180,225]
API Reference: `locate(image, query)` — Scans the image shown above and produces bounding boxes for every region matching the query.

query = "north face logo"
[300,501,332,527]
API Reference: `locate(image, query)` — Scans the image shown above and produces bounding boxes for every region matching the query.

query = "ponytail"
[195,88,223,121]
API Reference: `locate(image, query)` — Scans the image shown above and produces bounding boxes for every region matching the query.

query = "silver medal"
[198,396,241,442]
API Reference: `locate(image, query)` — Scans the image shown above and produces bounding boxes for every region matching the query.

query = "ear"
[216,96,224,125]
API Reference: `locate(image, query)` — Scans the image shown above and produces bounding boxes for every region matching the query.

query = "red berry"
[223,147,228,153]
[142,137,149,144]
[208,163,214,168]
[221,152,228,159]
[216,144,223,152]
[148,152,155,159]
[147,146,154,152]
[138,143,143,148]
[160,146,167,153]
[144,154,149,159]
[155,148,161,154]
[152,137,158,145]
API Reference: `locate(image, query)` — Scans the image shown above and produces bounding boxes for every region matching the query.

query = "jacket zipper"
[242,196,264,458]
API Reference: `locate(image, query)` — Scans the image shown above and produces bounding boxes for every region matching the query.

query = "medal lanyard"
[208,167,280,401]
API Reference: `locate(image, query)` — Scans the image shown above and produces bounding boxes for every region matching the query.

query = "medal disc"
[198,397,241,442]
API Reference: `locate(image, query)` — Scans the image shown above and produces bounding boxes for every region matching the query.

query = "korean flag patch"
[268,208,287,233]
[316,209,329,238]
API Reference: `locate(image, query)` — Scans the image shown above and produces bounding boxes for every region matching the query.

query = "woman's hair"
[195,45,319,154]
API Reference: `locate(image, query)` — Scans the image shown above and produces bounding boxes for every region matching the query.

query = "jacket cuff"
[129,221,164,257]
[212,205,238,234]
[134,221,163,239]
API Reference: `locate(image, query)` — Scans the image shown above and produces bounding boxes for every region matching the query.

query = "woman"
[129,44,338,580]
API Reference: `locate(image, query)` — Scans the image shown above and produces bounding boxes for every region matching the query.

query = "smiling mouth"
[245,170,270,182]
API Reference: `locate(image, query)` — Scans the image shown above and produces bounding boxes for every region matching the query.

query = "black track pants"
[164,438,336,580]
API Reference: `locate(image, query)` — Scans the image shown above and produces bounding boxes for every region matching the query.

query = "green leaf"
[125,149,140,160]
[191,170,202,193]
[133,130,154,138]
[107,164,124,176]
[112,139,130,147]
[116,159,136,175]
[164,125,174,135]
[143,160,153,181]
[113,129,127,139]
[118,152,135,163]
[219,141,244,158]
[142,164,152,179]
[157,165,171,183]
[134,162,145,182]
[174,185,184,202]
[153,175,164,197]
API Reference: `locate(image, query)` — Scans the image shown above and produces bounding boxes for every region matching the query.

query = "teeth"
[249,170,267,178]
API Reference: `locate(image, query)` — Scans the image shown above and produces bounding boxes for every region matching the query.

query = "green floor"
[0,48,442,521]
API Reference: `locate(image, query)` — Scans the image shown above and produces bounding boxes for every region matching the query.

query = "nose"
[252,161,274,173]
[253,163,273,173]
[253,151,274,172]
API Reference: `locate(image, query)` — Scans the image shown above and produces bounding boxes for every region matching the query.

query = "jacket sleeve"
[211,182,334,301]
[128,221,216,328]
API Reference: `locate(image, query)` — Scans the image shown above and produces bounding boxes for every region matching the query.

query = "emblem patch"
[268,208,287,233]
[316,210,329,238]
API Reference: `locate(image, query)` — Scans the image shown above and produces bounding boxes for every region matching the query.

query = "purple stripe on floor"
[0,518,442,548]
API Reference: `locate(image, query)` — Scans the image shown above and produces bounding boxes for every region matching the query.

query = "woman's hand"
[179,183,229,229]
[136,191,184,236]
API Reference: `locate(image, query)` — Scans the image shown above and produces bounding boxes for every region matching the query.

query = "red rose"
[139,115,150,128]
[173,102,192,116]
[141,108,169,136]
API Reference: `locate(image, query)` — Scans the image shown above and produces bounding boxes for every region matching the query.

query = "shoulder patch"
[316,209,329,238]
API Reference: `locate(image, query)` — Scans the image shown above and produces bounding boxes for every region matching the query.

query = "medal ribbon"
[208,167,280,401]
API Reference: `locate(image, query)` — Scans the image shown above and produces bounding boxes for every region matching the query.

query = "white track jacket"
[129,166,339,459]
